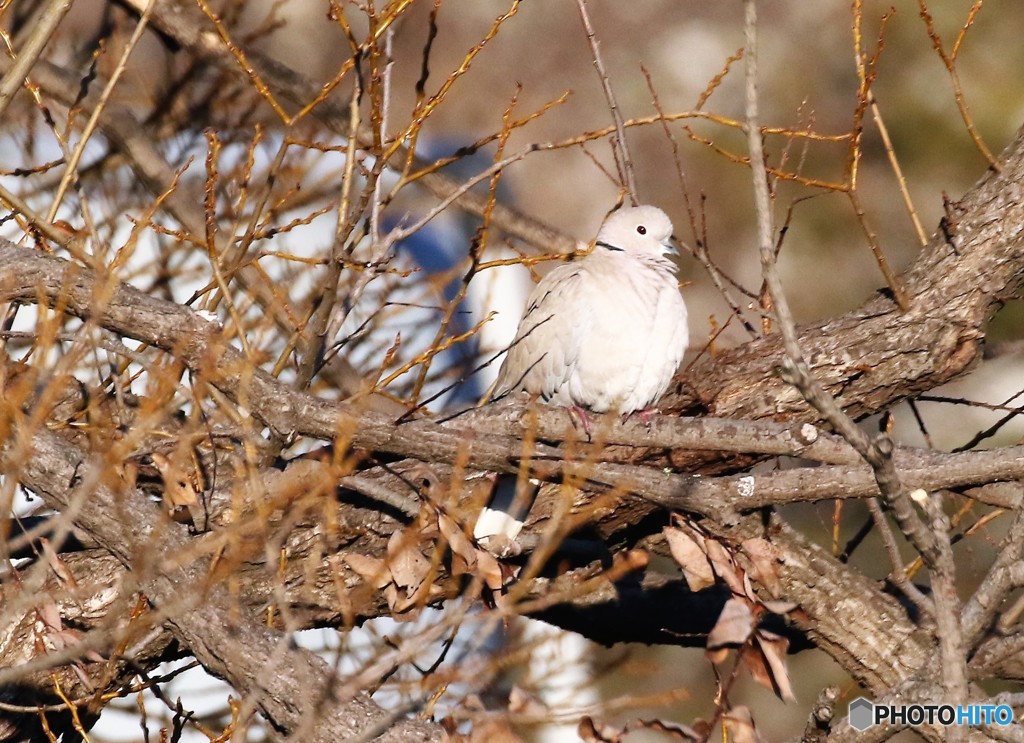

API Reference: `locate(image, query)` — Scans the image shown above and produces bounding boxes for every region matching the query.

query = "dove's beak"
[666,234,695,257]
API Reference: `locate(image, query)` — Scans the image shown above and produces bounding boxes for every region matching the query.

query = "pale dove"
[475,206,688,553]
[492,204,688,419]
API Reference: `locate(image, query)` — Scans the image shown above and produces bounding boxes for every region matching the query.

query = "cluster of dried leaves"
[667,519,795,703]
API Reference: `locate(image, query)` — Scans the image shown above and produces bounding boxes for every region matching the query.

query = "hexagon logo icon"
[849,697,875,732]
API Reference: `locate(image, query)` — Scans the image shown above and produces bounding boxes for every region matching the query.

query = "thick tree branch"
[676,123,1024,421]
[4,244,1024,522]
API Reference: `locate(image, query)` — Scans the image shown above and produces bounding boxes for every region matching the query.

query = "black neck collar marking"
[596,240,624,252]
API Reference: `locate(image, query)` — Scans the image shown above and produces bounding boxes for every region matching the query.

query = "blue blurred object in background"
[385,139,520,409]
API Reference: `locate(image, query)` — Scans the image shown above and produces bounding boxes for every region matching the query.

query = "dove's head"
[596,205,675,257]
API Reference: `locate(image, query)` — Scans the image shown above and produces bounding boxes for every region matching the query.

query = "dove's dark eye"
[636,225,647,235]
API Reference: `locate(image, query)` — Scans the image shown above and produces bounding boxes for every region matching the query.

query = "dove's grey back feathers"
[493,205,688,414]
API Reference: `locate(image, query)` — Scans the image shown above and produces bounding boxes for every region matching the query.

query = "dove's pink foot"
[623,407,659,428]
[568,405,594,439]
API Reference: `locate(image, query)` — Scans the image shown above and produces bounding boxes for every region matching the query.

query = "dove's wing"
[493,261,590,404]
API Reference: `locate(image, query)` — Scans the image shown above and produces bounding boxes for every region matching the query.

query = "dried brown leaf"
[690,718,714,739]
[151,451,200,508]
[384,583,400,613]
[440,510,511,590]
[38,606,102,664]
[438,512,478,567]
[344,552,392,589]
[722,706,765,743]
[387,529,431,591]
[477,546,507,591]
[40,538,76,585]
[762,600,798,615]
[756,630,796,702]
[739,643,773,695]
[37,601,62,633]
[707,597,755,649]
[705,538,745,595]
[706,647,730,664]
[460,717,524,743]
[665,526,715,591]
[741,538,784,596]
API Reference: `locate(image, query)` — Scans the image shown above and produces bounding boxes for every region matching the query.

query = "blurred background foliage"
[53,0,1024,331]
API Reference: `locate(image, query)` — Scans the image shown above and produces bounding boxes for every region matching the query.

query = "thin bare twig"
[574,0,638,203]
[296,81,364,390]
[865,498,933,614]
[46,0,156,237]
[743,0,934,614]
[748,0,973,717]
[962,502,1024,645]
[917,0,998,170]
[0,0,73,120]
[641,64,758,339]
[869,93,928,247]
[850,1,911,310]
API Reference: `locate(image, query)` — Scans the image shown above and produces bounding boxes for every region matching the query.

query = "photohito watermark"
[848,697,1015,732]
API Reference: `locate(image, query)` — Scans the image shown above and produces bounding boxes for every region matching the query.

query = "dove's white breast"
[561,249,687,412]
[495,247,687,414]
